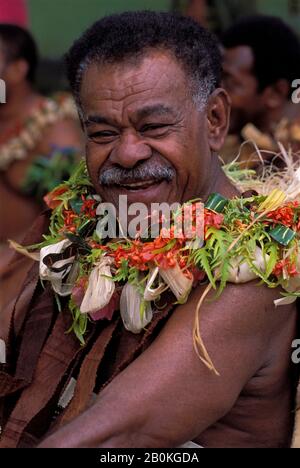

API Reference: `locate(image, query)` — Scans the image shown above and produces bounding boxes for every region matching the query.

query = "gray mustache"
[99,165,176,186]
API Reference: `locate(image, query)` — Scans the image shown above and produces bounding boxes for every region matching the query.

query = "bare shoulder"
[161,281,296,355]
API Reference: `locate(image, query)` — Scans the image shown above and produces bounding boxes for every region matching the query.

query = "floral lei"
[0,94,77,171]
[14,160,300,372]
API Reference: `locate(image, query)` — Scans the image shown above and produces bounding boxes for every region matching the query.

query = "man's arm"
[39,282,293,448]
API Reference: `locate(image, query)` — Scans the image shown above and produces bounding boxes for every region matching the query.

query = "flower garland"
[12,160,300,371]
[0,94,78,171]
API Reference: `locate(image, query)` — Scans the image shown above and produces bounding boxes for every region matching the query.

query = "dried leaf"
[8,239,40,261]
[120,283,152,334]
[159,262,193,303]
[80,256,115,314]
[144,267,168,302]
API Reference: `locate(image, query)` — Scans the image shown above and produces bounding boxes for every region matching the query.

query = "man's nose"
[110,131,152,168]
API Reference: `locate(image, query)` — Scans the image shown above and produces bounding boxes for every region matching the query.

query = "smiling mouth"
[115,179,163,191]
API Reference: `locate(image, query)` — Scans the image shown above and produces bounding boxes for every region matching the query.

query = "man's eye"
[88,131,118,143]
[140,124,170,136]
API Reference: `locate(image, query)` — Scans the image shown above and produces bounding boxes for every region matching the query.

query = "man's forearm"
[38,389,171,448]
[39,395,140,448]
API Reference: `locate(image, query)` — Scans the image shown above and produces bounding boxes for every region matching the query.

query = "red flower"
[204,209,224,239]
[267,203,298,228]
[273,259,298,278]
[62,209,78,233]
[204,209,224,230]
[80,195,97,218]
[44,185,68,209]
[89,240,107,250]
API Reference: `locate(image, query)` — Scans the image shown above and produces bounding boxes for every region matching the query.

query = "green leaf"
[192,248,216,289]
[205,193,228,213]
[269,225,296,246]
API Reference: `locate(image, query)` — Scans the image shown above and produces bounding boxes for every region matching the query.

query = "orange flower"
[44,185,68,209]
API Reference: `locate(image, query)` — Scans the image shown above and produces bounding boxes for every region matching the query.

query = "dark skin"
[39,51,297,448]
[222,45,300,135]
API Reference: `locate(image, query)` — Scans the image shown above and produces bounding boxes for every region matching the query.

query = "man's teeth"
[120,180,159,189]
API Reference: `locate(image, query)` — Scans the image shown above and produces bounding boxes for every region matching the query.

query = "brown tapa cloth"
[0,212,175,447]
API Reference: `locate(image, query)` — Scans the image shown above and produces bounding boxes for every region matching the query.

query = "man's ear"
[206,88,231,152]
[261,79,290,110]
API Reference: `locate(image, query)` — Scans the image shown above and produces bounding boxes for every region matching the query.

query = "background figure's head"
[0,24,38,97]
[66,11,230,207]
[222,15,300,134]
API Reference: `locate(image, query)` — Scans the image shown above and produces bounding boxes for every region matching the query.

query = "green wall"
[28,0,172,58]
[257,0,300,32]
[27,0,300,59]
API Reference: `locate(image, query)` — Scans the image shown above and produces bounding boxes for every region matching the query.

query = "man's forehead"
[84,103,179,128]
[80,51,189,104]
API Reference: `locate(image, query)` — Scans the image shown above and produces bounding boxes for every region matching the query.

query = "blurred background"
[1,0,299,93]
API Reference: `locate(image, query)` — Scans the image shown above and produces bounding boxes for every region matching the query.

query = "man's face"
[79,51,213,209]
[222,46,264,134]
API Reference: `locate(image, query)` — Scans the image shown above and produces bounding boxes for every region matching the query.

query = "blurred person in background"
[221,15,300,167]
[183,0,256,35]
[185,0,209,27]
[0,24,83,309]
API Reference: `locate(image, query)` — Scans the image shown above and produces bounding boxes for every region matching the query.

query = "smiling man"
[0,12,298,449]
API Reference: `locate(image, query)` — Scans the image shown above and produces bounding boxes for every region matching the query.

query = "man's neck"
[0,83,38,126]
[202,155,239,202]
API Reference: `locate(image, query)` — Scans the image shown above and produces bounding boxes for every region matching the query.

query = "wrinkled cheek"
[172,167,190,201]
[85,153,97,185]
[86,145,106,187]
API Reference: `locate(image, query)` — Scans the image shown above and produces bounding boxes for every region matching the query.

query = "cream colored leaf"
[226,247,269,284]
[80,256,115,314]
[120,283,152,334]
[159,262,193,303]
[144,267,168,302]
